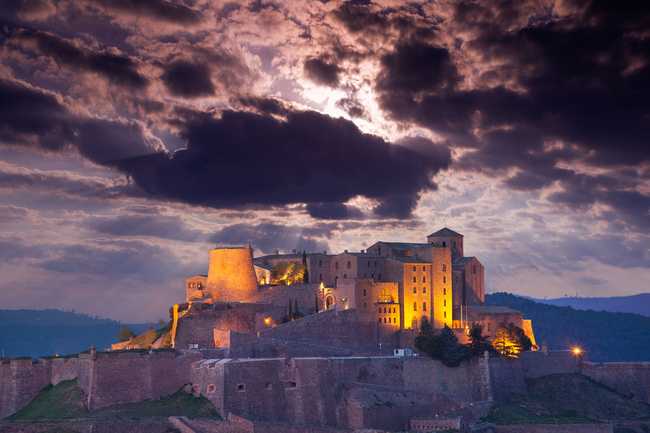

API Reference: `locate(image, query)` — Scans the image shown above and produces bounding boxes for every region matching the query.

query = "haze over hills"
[528,293,650,317]
[486,292,650,362]
[0,309,148,358]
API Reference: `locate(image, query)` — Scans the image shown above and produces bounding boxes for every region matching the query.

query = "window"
[368,261,370,267]
[364,302,367,308]
[238,384,246,391]
[423,277,426,283]
[423,302,427,311]
[371,274,374,279]
[363,289,367,296]
[444,300,446,306]
[378,274,381,280]
[443,288,446,295]
[473,265,477,274]
[413,287,417,294]
[319,273,322,281]
[207,384,216,392]
[413,302,417,311]
[265,383,272,390]
[384,317,387,323]
[423,287,426,293]
[388,318,391,323]
[413,277,417,283]
[454,241,456,247]
[347,261,351,269]
[375,261,377,268]
[443,276,446,283]
[335,262,339,269]
[378,307,381,313]
[285,381,297,389]
[423,266,426,271]
[364,274,367,278]
[378,318,382,323]
[319,260,322,266]
[344,274,347,278]
[378,247,381,254]
[442,241,446,247]
[444,312,447,318]
[413,266,416,271]
[442,264,446,271]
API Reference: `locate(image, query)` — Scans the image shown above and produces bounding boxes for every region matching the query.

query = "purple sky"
[0,0,648,322]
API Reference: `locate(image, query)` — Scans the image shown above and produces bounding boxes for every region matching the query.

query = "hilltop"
[486,292,650,362]
[530,293,650,317]
[0,309,148,358]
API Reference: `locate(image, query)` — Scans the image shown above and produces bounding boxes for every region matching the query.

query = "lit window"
[378,289,394,303]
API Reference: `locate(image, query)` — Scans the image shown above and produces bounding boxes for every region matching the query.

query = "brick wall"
[0,358,51,418]
[581,361,650,403]
[519,350,582,379]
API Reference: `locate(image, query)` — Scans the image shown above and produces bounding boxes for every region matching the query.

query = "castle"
[3,228,649,432]
[176,228,534,352]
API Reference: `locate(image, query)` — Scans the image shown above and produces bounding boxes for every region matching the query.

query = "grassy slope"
[483,373,650,425]
[5,379,220,421]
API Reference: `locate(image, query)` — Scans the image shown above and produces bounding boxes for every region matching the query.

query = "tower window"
[423,266,426,271]
[378,318,382,323]
[384,317,387,323]
[413,277,417,283]
[442,241,446,247]
[473,265,477,274]
[443,276,446,283]
[413,302,417,311]
[423,277,426,283]
[413,266,416,271]
[442,264,446,272]
[363,289,367,296]
[444,300,446,306]
[347,261,351,269]
[413,287,417,294]
[443,288,446,295]
[335,262,339,269]
[423,302,427,311]
[423,287,426,293]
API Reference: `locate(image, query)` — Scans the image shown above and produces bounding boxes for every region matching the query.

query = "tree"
[157,318,166,327]
[415,321,467,366]
[414,317,438,357]
[117,325,137,342]
[301,250,309,283]
[271,261,307,285]
[493,322,533,357]
[147,322,155,332]
[467,323,496,357]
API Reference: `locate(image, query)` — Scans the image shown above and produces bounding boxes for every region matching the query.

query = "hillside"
[530,293,650,317]
[0,309,148,358]
[483,373,650,425]
[486,293,650,362]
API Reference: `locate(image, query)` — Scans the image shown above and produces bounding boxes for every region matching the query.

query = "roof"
[452,256,475,270]
[427,227,464,237]
[466,306,521,315]
[390,257,430,264]
[253,263,273,270]
[338,252,384,258]
[376,242,433,250]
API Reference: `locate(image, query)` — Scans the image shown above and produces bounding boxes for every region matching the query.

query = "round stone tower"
[206,247,259,302]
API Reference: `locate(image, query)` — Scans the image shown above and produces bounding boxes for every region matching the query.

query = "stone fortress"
[1,228,649,433]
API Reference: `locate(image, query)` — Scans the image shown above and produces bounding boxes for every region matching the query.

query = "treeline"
[486,292,650,362]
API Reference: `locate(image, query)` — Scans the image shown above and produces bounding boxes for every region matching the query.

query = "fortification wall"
[191,358,337,426]
[257,308,379,353]
[486,357,526,401]
[0,358,51,419]
[174,303,286,350]
[243,283,322,314]
[519,350,582,379]
[581,361,650,403]
[80,350,202,411]
[493,423,613,433]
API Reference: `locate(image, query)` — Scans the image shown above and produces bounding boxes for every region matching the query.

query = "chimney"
[344,249,348,253]
[360,249,364,253]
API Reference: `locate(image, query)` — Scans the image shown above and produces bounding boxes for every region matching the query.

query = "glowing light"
[573,347,581,355]
[264,317,271,325]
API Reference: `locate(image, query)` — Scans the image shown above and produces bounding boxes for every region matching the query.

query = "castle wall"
[0,358,50,419]
[486,357,527,401]
[493,423,613,433]
[207,248,259,302]
[79,350,202,411]
[581,361,650,403]
[174,303,286,350]
[463,258,485,306]
[191,358,337,426]
[519,350,582,379]
[431,248,452,328]
[243,283,322,315]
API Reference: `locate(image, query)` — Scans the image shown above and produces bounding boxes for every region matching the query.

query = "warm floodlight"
[573,347,581,355]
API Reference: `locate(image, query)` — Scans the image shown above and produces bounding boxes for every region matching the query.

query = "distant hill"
[529,293,650,317]
[486,293,650,362]
[0,309,148,358]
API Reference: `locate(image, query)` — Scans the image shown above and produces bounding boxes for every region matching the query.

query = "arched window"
[378,307,381,313]
[384,317,387,323]
[383,307,387,313]
[413,266,416,271]
[378,318,382,323]
[411,317,418,329]
[443,288,446,295]
[444,300,446,306]
[423,277,426,283]
[207,384,216,393]
[413,277,417,283]
[378,289,394,303]
[413,287,417,293]
[347,261,351,268]
[442,241,446,247]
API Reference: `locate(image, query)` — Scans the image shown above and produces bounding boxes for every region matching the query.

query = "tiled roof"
[466,306,521,315]
[452,256,475,270]
[427,227,464,237]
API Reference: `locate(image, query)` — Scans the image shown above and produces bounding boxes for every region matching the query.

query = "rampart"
[519,350,582,379]
[243,283,323,314]
[581,361,650,403]
[493,423,613,432]
[77,350,203,410]
[207,248,259,302]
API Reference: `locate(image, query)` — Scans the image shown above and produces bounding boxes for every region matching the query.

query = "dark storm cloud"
[87,213,207,242]
[304,57,341,87]
[0,236,47,262]
[209,222,330,254]
[162,60,215,98]
[14,30,149,89]
[96,0,203,25]
[118,108,451,218]
[335,97,366,119]
[306,203,363,220]
[0,79,161,165]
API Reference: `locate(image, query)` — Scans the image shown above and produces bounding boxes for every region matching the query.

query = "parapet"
[206,248,259,302]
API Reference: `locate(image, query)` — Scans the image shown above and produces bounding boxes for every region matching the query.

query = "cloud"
[86,213,207,242]
[304,57,341,87]
[14,30,149,90]
[162,60,215,98]
[95,0,203,25]
[117,108,451,218]
[209,222,330,254]
[0,205,36,224]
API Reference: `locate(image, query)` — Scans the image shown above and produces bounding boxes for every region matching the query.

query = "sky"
[0,0,648,323]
